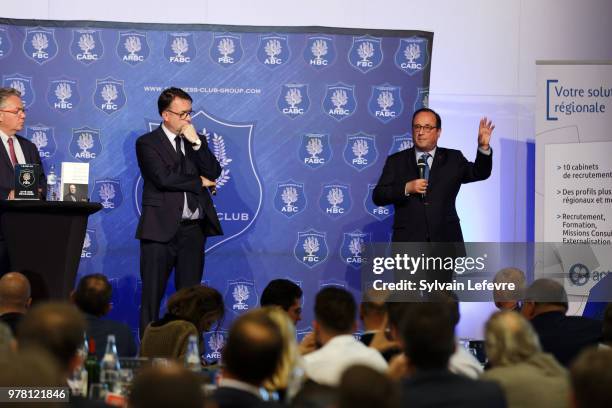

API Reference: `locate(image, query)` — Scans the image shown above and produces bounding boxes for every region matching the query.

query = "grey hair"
[0,87,22,109]
[485,310,541,367]
[493,267,526,303]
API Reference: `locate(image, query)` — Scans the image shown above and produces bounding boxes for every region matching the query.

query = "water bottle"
[100,335,121,393]
[46,164,58,201]
[185,334,201,372]
[68,333,89,396]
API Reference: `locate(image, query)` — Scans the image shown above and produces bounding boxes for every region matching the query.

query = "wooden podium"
[0,201,102,301]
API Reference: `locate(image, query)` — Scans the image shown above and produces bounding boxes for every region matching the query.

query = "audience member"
[72,273,136,359]
[359,289,388,346]
[213,308,283,408]
[482,310,570,408]
[140,285,224,361]
[0,271,31,335]
[399,302,506,408]
[303,287,387,386]
[0,321,15,355]
[570,347,612,408]
[338,365,399,408]
[600,302,612,348]
[522,278,602,366]
[260,279,303,325]
[493,267,526,311]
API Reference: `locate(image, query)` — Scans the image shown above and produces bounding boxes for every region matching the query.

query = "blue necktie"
[420,153,431,180]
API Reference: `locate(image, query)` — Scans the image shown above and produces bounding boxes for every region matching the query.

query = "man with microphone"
[135,87,222,335]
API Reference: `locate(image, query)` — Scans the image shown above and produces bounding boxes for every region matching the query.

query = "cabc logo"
[340,230,371,269]
[71,29,104,64]
[278,84,310,119]
[394,37,429,76]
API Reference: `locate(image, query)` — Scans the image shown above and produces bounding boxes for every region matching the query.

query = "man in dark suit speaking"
[373,108,494,244]
[136,87,223,334]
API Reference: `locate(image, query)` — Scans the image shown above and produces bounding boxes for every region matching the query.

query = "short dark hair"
[400,302,455,370]
[73,273,112,317]
[524,278,568,311]
[260,279,303,311]
[167,285,224,332]
[157,87,192,115]
[571,347,612,408]
[314,287,356,334]
[222,309,283,386]
[129,364,205,408]
[412,108,441,129]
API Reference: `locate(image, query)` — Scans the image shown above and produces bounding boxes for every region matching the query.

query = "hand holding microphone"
[201,176,217,196]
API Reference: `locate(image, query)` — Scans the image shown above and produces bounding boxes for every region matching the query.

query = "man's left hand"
[478,117,495,151]
[180,124,200,145]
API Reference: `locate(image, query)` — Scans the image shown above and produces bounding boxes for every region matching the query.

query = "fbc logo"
[348,35,383,73]
[294,230,329,268]
[94,78,127,114]
[23,27,58,64]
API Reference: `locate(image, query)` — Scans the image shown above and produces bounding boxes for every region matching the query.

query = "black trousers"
[139,221,206,336]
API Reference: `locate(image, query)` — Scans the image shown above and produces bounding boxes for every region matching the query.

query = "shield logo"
[319,182,351,219]
[348,35,383,73]
[322,83,357,121]
[278,84,310,119]
[117,31,150,66]
[299,133,332,169]
[47,77,80,113]
[18,169,35,188]
[26,124,56,159]
[210,33,243,67]
[94,178,123,212]
[340,230,371,269]
[71,29,104,64]
[294,230,329,268]
[81,229,98,259]
[165,32,196,64]
[225,279,258,315]
[273,180,306,218]
[343,132,378,172]
[364,184,394,221]
[394,37,429,76]
[23,27,58,64]
[389,133,413,155]
[304,35,336,69]
[93,77,127,114]
[0,27,12,59]
[257,34,290,68]
[414,87,430,111]
[70,127,102,162]
[368,84,403,124]
[203,330,228,363]
[3,74,35,108]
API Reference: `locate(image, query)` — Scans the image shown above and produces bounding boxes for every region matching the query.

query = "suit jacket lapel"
[404,147,418,178]
[0,141,13,171]
[428,147,447,188]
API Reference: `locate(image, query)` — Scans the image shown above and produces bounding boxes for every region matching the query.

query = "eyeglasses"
[0,107,27,115]
[412,124,437,133]
[165,109,193,120]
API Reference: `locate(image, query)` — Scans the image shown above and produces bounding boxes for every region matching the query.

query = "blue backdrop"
[0,18,432,354]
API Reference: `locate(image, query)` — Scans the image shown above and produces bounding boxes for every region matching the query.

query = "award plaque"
[14,163,41,200]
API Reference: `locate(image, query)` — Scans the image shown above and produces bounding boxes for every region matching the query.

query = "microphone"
[209,186,217,196]
[417,157,427,199]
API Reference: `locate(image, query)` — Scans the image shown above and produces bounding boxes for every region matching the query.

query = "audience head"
[260,279,303,324]
[129,362,206,408]
[314,287,356,339]
[493,267,526,310]
[602,303,612,346]
[16,302,86,375]
[522,278,568,319]
[385,302,412,341]
[0,348,64,394]
[260,306,300,392]
[485,310,541,367]
[167,285,224,332]
[222,308,283,386]
[72,273,112,317]
[360,289,388,331]
[338,365,399,408]
[0,322,15,355]
[570,347,612,408]
[0,272,32,313]
[399,302,455,371]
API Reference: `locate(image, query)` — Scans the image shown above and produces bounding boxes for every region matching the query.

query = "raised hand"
[478,117,495,150]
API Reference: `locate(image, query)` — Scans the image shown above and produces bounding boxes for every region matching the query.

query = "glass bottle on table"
[100,334,121,393]
[185,334,201,372]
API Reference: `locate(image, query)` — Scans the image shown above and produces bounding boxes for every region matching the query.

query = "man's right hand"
[7,190,15,200]
[405,179,428,195]
[200,176,216,188]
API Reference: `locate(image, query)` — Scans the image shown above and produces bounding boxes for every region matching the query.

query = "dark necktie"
[7,137,18,167]
[175,136,198,213]
[421,153,431,180]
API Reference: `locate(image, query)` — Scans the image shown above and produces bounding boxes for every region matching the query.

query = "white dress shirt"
[0,130,26,165]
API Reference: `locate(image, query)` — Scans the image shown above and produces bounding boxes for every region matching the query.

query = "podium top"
[0,200,103,216]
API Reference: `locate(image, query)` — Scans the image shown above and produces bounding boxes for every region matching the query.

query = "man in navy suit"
[136,87,222,335]
[0,88,46,275]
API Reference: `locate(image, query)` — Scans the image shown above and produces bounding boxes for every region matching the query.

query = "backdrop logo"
[211,33,243,67]
[23,27,58,64]
[414,87,429,111]
[94,178,123,211]
[322,83,357,121]
[26,124,56,159]
[343,133,378,171]
[304,35,336,69]
[225,279,258,314]
[0,27,12,59]
[294,230,329,268]
[340,230,371,269]
[203,331,228,362]
[299,133,331,169]
[389,133,413,154]
[47,77,79,112]
[568,263,590,286]
[364,184,393,220]
[348,35,383,73]
[165,33,195,64]
[81,229,98,259]
[117,31,149,65]
[94,78,127,114]
[274,181,306,218]
[395,37,429,76]
[257,34,290,68]
[70,126,102,162]
[278,84,310,119]
[71,30,103,64]
[2,74,34,108]
[319,182,351,218]
[369,84,403,123]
